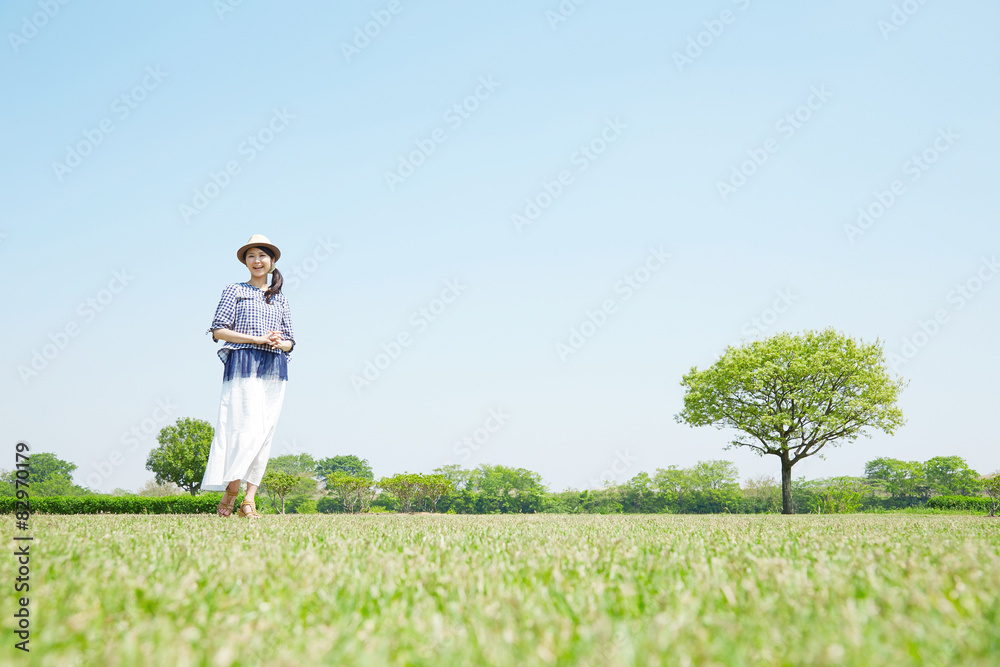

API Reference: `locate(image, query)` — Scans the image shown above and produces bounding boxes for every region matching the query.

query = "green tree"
[923,456,981,496]
[982,472,1000,518]
[815,476,865,514]
[24,452,77,483]
[260,470,300,514]
[863,457,928,502]
[378,472,424,513]
[621,472,667,513]
[145,417,214,496]
[0,452,91,497]
[317,455,374,486]
[268,453,318,478]
[432,463,473,491]
[652,465,690,510]
[687,460,740,491]
[469,464,546,513]
[327,471,376,513]
[417,474,453,512]
[742,474,781,513]
[33,475,92,497]
[675,328,907,514]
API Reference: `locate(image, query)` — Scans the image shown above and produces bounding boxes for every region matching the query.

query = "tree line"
[4,328,997,514]
[2,449,996,516]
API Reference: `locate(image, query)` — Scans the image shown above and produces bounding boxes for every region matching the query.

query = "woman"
[201,234,296,518]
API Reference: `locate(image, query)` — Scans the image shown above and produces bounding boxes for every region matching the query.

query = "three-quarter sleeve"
[206,284,238,342]
[279,298,296,355]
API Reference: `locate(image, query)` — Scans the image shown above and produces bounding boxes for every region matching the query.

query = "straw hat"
[236,234,281,269]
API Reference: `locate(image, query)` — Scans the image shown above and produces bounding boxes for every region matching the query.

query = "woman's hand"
[258,331,284,348]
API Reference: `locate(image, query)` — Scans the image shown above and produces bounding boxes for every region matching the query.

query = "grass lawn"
[6,513,1000,666]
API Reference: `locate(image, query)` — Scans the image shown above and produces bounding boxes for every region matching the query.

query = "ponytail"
[264,266,283,304]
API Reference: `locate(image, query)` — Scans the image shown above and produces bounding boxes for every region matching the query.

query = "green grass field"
[6,514,1000,666]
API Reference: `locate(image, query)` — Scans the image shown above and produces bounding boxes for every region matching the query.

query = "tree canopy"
[675,328,907,513]
[145,417,214,496]
[260,470,301,514]
[317,455,374,485]
[268,453,318,478]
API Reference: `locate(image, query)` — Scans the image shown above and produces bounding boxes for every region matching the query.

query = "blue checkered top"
[206,282,295,366]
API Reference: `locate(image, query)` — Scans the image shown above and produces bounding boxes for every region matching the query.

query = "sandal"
[238,499,262,518]
[217,486,240,517]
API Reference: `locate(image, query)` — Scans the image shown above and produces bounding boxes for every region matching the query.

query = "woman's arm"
[212,328,269,346]
[213,327,290,350]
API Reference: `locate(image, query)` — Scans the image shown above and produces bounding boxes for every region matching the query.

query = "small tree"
[145,418,214,495]
[742,474,781,513]
[318,455,374,486]
[260,471,300,514]
[417,474,453,512]
[864,457,927,500]
[268,453,318,479]
[327,471,376,513]
[23,452,78,483]
[816,476,865,514]
[983,473,1000,518]
[924,456,982,496]
[676,328,907,514]
[378,473,431,513]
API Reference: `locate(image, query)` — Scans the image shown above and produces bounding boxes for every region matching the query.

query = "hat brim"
[237,243,281,264]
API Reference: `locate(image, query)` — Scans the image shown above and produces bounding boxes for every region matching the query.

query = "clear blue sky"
[3,1,998,493]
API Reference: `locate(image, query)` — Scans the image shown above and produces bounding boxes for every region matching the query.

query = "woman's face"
[244,247,272,279]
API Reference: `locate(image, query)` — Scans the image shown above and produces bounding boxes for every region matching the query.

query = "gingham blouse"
[206,282,296,365]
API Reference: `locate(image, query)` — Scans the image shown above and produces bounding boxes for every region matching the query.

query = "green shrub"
[0,494,222,514]
[926,495,990,512]
[294,499,318,514]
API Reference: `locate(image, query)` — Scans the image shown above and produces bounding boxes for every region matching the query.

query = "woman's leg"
[244,481,258,504]
[217,479,241,516]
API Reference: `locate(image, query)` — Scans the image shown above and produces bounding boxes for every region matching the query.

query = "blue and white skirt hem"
[220,347,288,382]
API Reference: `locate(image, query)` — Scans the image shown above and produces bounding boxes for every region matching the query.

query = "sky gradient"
[3,0,998,493]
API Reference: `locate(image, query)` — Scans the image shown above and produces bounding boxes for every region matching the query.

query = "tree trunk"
[780,453,793,515]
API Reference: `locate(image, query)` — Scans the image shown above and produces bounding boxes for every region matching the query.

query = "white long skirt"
[201,374,287,490]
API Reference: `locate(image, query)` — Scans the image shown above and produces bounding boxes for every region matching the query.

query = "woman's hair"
[242,246,283,304]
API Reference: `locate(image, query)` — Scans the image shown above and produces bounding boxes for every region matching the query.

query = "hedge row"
[4,493,995,515]
[1,494,224,515]
[926,495,992,511]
